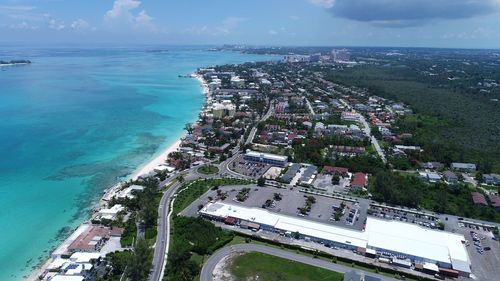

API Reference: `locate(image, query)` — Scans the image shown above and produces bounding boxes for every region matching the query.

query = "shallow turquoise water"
[0,46,275,280]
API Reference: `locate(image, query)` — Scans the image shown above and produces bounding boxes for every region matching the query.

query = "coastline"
[27,72,207,281]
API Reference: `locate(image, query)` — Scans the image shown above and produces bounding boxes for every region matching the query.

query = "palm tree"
[184,123,193,134]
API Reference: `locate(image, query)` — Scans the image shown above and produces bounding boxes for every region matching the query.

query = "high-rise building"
[331,48,350,62]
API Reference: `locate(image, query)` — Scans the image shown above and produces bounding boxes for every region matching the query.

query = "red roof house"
[471,192,487,206]
[323,166,349,175]
[351,172,367,189]
[488,194,500,211]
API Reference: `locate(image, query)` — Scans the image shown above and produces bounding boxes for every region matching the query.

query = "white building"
[50,276,84,281]
[451,163,476,172]
[331,49,350,62]
[97,204,124,220]
[230,76,245,88]
[200,202,471,276]
[341,111,362,122]
[243,150,288,167]
[69,252,101,263]
[212,100,236,118]
[116,185,144,199]
[208,78,221,91]
[395,145,422,151]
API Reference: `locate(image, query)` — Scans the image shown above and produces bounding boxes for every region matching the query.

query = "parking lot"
[313,174,350,194]
[230,155,271,178]
[182,182,500,281]
[368,204,440,230]
[454,224,500,281]
[183,183,367,230]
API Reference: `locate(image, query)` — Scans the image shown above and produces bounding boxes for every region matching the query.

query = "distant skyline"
[1,0,500,48]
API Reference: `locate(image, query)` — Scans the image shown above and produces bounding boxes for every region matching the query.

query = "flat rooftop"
[245,150,288,162]
[201,202,470,271]
[365,217,470,270]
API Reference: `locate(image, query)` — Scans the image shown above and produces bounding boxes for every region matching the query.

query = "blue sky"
[1,0,500,48]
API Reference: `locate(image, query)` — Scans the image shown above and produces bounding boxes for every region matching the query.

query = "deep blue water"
[0,46,275,280]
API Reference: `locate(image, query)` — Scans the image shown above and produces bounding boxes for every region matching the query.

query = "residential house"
[471,192,488,207]
[443,171,458,184]
[483,174,500,186]
[489,195,500,211]
[451,163,476,172]
[420,162,445,170]
[323,166,349,176]
[351,172,367,190]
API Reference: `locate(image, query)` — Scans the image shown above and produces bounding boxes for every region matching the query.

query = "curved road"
[200,244,401,281]
[148,179,181,281]
[149,170,200,281]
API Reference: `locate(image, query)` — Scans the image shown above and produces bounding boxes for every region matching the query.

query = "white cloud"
[135,10,153,25]
[8,21,37,30]
[289,15,300,21]
[104,0,155,31]
[0,5,46,22]
[184,17,247,36]
[309,0,336,8]
[71,19,93,31]
[269,29,278,35]
[48,18,65,30]
[105,0,141,20]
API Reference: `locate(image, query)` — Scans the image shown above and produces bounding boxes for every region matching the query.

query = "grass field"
[229,252,344,281]
[197,165,219,175]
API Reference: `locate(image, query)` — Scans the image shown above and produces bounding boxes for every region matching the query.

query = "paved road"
[149,168,201,281]
[305,97,316,115]
[148,179,181,281]
[200,244,401,281]
[218,152,253,179]
[149,150,247,281]
[245,102,274,145]
[359,114,387,163]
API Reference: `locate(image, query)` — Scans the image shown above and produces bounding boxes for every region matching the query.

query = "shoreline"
[27,72,207,281]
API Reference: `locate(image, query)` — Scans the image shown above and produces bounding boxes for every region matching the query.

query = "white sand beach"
[130,139,182,180]
[28,71,207,281]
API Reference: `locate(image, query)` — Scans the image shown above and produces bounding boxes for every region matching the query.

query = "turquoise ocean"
[0,46,275,280]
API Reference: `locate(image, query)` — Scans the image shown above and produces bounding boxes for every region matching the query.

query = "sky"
[1,0,500,48]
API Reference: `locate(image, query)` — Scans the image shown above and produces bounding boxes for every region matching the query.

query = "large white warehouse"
[200,202,471,276]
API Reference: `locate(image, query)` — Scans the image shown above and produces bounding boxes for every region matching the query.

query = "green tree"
[257,177,266,186]
[331,174,340,185]
[128,239,152,281]
[106,250,132,276]
[178,174,185,183]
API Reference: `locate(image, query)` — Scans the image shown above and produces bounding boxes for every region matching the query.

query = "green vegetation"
[102,250,133,280]
[99,239,153,281]
[172,178,253,215]
[109,177,162,246]
[298,196,316,215]
[289,137,384,174]
[257,176,266,186]
[334,202,346,221]
[370,171,500,222]
[229,252,344,281]
[291,137,371,167]
[164,217,234,281]
[234,233,432,281]
[327,65,500,172]
[174,217,234,255]
[164,178,254,280]
[128,239,154,281]
[119,214,136,247]
[197,165,219,175]
[236,187,251,201]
